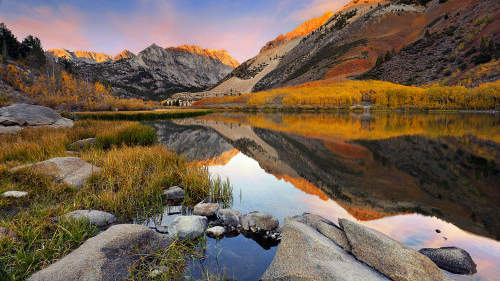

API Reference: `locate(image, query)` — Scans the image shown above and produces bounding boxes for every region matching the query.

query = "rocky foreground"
[20,200,476,281]
[0,103,73,134]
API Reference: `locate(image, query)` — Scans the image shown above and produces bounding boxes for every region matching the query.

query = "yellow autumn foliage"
[0,63,157,111]
[196,80,500,110]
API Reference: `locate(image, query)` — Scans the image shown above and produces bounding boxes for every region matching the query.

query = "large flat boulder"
[261,217,388,281]
[168,215,207,239]
[0,104,73,133]
[292,213,351,251]
[10,157,101,188]
[28,224,170,281]
[339,219,449,281]
[419,247,477,275]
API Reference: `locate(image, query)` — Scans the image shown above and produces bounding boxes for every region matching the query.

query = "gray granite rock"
[241,211,279,232]
[339,218,449,281]
[162,186,184,201]
[419,247,477,275]
[58,210,116,227]
[193,202,219,216]
[69,138,97,151]
[219,208,241,227]
[2,190,28,198]
[206,226,225,237]
[0,104,73,133]
[169,216,207,239]
[261,217,388,281]
[10,157,101,188]
[317,220,352,252]
[28,224,170,281]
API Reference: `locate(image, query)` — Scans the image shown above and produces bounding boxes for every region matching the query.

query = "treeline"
[1,23,45,67]
[195,80,500,110]
[0,23,155,111]
[1,63,156,111]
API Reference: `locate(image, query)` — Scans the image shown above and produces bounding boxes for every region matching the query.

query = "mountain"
[48,49,136,63]
[113,50,135,61]
[174,0,499,102]
[167,45,240,68]
[70,44,239,100]
[47,49,114,63]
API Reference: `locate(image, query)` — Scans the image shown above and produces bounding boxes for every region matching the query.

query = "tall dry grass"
[0,121,232,280]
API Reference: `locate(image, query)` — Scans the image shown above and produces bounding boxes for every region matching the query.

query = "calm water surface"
[146,112,500,281]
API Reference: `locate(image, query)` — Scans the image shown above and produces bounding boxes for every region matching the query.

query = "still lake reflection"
[147,112,500,281]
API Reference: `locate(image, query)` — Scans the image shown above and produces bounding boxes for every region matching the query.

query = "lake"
[146,112,500,281]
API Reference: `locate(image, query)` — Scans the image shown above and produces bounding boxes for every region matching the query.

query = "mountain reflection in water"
[146,112,500,281]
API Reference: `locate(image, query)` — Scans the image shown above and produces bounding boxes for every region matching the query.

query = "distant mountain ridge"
[47,49,127,64]
[71,44,239,100]
[167,45,239,68]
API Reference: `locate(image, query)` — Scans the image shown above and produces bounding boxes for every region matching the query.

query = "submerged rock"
[339,218,448,281]
[0,103,73,134]
[69,138,97,151]
[28,224,170,281]
[58,210,116,227]
[10,157,101,188]
[219,208,241,227]
[193,202,219,217]
[261,217,388,281]
[169,215,207,239]
[206,226,225,237]
[2,191,28,198]
[162,186,184,201]
[419,247,477,275]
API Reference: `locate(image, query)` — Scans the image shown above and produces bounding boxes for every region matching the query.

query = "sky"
[0,0,348,62]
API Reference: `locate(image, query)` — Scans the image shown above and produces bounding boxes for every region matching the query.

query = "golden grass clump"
[78,145,231,219]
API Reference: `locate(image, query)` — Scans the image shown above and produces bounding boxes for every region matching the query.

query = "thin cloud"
[0,0,350,62]
[0,4,92,51]
[291,0,349,21]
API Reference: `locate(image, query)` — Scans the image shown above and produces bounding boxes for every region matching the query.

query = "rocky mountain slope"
[113,50,135,61]
[47,49,115,63]
[69,44,239,100]
[169,11,335,103]
[177,0,498,103]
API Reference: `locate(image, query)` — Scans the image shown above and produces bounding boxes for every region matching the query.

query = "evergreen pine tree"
[1,40,7,62]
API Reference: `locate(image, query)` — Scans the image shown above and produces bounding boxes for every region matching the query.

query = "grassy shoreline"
[0,120,231,280]
[63,109,212,121]
[198,105,500,114]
